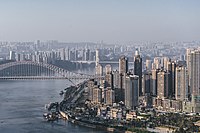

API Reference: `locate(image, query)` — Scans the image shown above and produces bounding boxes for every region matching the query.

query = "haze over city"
[1,1,200,133]
[0,0,200,43]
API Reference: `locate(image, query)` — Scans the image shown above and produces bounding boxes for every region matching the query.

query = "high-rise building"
[60,48,66,60]
[186,48,192,70]
[167,61,176,98]
[157,71,165,99]
[142,71,152,95]
[175,66,188,101]
[125,75,139,109]
[20,53,26,61]
[157,71,169,99]
[96,64,103,76]
[95,49,100,66]
[163,57,170,70]
[75,49,78,61]
[85,49,90,61]
[65,48,70,60]
[153,57,161,69]
[105,73,113,88]
[171,62,176,98]
[113,70,120,89]
[105,64,112,75]
[188,50,200,98]
[87,79,95,101]
[9,51,16,60]
[105,87,115,105]
[151,69,158,96]
[92,86,102,104]
[145,58,152,71]
[119,55,128,74]
[134,50,142,96]
[119,55,128,101]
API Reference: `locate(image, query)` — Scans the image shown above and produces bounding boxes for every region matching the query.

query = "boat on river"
[59,111,69,120]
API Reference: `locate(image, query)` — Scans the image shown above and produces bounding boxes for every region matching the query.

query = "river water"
[0,79,106,133]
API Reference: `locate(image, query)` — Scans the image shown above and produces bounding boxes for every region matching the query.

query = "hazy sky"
[0,0,200,43]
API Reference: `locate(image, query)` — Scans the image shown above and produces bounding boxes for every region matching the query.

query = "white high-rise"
[9,51,16,60]
[95,49,99,66]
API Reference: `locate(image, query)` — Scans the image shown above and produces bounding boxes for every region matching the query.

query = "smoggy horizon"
[0,0,200,44]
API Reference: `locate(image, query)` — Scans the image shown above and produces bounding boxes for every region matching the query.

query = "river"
[0,79,106,133]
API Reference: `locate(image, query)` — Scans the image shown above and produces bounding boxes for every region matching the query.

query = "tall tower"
[157,71,165,99]
[175,66,188,101]
[118,55,128,102]
[151,69,158,96]
[167,61,176,98]
[92,86,102,104]
[95,49,100,66]
[143,71,152,94]
[157,71,169,99]
[105,73,113,88]
[145,58,152,71]
[9,51,16,60]
[163,57,170,70]
[189,50,200,97]
[105,64,112,75]
[119,55,128,89]
[60,48,66,60]
[95,64,103,76]
[134,49,142,96]
[153,57,160,69]
[125,75,139,109]
[113,70,120,89]
[119,55,128,74]
[105,87,115,105]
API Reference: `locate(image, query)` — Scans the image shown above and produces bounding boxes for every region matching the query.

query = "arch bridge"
[0,61,100,84]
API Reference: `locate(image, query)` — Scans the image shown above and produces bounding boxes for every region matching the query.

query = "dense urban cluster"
[92,47,200,113]
[1,40,200,132]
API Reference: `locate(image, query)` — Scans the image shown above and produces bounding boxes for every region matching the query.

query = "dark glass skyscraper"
[134,49,142,96]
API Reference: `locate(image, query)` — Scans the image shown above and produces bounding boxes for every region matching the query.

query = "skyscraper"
[119,56,128,88]
[125,75,139,109]
[105,87,115,105]
[188,50,200,98]
[153,57,161,69]
[113,70,120,89]
[145,58,152,71]
[95,49,100,66]
[92,86,102,104]
[151,69,158,96]
[134,49,142,96]
[175,66,188,101]
[9,51,16,60]
[118,55,128,102]
[105,73,113,88]
[66,48,70,60]
[96,64,103,76]
[60,48,66,60]
[157,71,169,99]
[87,79,95,101]
[142,71,152,95]
[119,55,128,74]
[105,64,112,75]
[163,57,170,70]
[167,61,176,98]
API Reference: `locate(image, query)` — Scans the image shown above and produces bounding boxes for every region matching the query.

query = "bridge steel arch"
[0,61,98,83]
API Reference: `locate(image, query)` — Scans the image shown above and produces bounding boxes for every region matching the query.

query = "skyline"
[0,0,200,43]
